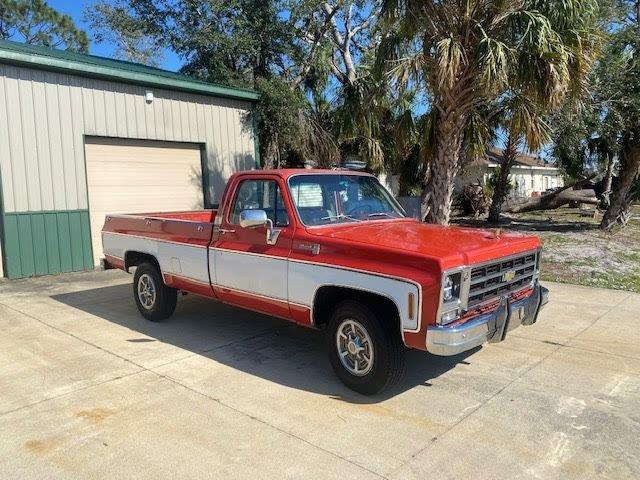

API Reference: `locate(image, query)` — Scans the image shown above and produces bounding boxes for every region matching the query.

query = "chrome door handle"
[218,228,236,234]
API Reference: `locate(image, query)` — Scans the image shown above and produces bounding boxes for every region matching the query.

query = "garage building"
[0,39,259,279]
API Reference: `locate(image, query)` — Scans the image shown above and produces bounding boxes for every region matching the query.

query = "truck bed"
[102,209,218,258]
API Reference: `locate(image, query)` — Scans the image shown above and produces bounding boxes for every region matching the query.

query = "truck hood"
[307,219,540,268]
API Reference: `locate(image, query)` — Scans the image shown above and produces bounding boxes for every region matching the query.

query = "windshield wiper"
[320,213,362,222]
[367,212,395,218]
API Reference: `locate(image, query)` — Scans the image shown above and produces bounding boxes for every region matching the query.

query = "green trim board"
[0,39,259,102]
[1,210,93,279]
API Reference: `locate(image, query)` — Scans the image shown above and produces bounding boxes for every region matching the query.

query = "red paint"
[103,169,542,352]
[212,286,292,321]
[164,274,214,298]
[289,303,313,326]
[104,254,125,270]
[104,211,215,247]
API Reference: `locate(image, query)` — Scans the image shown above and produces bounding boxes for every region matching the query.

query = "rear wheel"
[326,300,405,395]
[133,262,177,321]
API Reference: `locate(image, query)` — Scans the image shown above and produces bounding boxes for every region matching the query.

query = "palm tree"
[378,0,599,224]
[487,94,552,223]
[598,1,640,230]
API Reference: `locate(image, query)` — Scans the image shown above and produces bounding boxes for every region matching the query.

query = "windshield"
[288,174,406,226]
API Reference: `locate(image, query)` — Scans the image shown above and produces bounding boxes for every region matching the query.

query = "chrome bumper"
[426,283,549,356]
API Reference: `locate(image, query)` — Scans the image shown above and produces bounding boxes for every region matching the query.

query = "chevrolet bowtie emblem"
[503,270,516,282]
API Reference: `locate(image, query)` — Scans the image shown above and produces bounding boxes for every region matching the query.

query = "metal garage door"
[85,137,204,266]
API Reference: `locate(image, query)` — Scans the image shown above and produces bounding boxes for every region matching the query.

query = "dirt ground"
[453,205,640,293]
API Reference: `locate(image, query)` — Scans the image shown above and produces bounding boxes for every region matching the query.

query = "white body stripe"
[102,232,421,332]
[102,232,209,283]
[211,249,288,301]
[288,261,419,331]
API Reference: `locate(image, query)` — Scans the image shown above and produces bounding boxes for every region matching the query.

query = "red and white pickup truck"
[102,169,548,394]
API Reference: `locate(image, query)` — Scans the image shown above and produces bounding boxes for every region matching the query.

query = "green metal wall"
[2,210,93,279]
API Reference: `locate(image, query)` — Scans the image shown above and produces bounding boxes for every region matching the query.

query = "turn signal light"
[440,308,459,325]
[408,293,415,320]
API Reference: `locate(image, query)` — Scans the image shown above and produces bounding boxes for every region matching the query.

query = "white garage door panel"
[85,138,204,266]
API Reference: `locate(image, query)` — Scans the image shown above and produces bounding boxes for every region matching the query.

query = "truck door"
[211,176,294,319]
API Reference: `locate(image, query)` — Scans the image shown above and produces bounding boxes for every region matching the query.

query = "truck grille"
[468,251,538,307]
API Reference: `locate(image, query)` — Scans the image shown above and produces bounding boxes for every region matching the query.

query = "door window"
[230,179,289,227]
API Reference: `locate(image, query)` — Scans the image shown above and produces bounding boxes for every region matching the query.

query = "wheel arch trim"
[311,284,406,341]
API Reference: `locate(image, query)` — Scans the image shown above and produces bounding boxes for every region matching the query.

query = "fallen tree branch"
[503,189,599,213]
[502,173,601,214]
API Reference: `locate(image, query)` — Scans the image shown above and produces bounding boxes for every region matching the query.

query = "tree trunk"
[261,132,280,169]
[488,131,518,224]
[502,189,599,213]
[602,154,615,207]
[600,141,640,230]
[424,110,467,224]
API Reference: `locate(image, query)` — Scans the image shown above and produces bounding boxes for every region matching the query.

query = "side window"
[230,180,289,227]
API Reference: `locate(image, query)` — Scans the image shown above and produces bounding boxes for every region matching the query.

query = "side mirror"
[239,209,268,228]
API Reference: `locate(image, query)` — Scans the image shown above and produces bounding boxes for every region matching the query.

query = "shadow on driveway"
[51,283,475,404]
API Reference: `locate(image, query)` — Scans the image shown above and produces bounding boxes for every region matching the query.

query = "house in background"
[0,39,259,279]
[455,148,564,198]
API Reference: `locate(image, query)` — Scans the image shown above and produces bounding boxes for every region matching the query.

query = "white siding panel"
[44,76,66,210]
[104,88,118,138]
[70,77,88,210]
[135,87,148,139]
[195,102,205,140]
[170,97,181,140]
[0,67,16,213]
[18,71,42,211]
[179,95,189,141]
[4,67,29,211]
[114,89,127,138]
[163,97,175,141]
[124,88,137,138]
[93,87,107,135]
[57,80,79,210]
[82,79,95,134]
[31,70,54,210]
[0,64,256,213]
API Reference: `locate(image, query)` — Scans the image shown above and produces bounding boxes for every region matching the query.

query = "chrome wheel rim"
[336,319,374,376]
[137,274,156,310]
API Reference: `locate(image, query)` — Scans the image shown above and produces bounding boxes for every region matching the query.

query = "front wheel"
[326,300,405,395]
[133,262,177,321]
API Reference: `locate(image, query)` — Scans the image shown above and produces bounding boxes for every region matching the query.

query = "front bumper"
[426,283,549,356]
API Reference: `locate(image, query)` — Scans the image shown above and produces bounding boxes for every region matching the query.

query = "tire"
[133,262,177,321]
[326,300,405,395]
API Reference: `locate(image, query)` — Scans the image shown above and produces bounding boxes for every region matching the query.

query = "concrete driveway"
[0,271,638,479]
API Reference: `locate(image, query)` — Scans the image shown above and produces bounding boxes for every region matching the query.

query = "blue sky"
[48,0,183,71]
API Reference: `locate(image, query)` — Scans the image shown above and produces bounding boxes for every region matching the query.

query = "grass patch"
[620,251,640,263]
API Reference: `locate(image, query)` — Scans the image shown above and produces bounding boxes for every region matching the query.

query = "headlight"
[443,276,454,301]
[439,272,463,325]
[443,273,461,302]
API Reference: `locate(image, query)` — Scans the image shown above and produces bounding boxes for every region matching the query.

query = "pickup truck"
[102,169,548,394]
